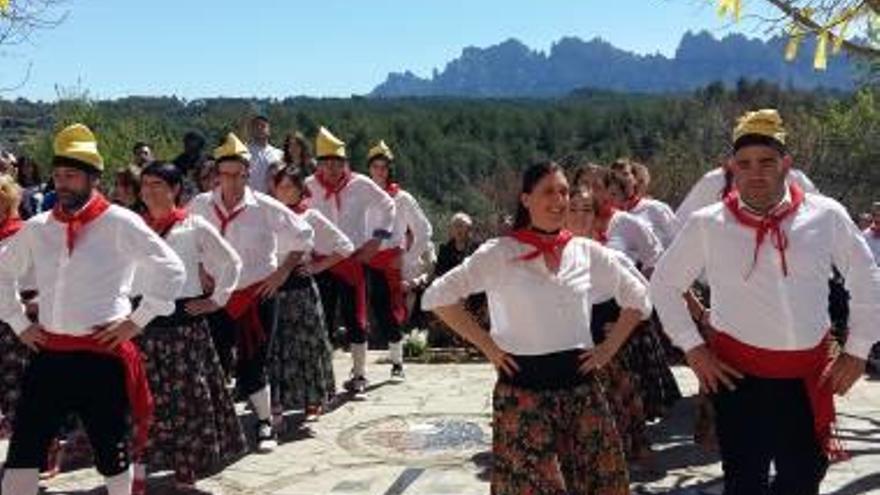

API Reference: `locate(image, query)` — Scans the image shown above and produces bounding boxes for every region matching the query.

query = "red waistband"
[40,331,153,458]
[225,283,267,359]
[709,330,844,460]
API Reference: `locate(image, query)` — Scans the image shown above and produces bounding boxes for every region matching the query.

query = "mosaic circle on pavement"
[338,413,491,465]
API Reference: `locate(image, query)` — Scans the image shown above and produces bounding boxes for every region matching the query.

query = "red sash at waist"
[366,248,407,326]
[225,283,266,359]
[315,254,368,332]
[40,331,153,457]
[709,330,845,460]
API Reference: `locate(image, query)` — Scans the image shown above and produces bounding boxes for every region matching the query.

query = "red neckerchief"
[315,169,351,210]
[385,182,400,198]
[143,208,188,238]
[213,201,247,237]
[509,229,574,267]
[623,195,642,212]
[723,183,805,278]
[594,203,618,246]
[0,216,23,242]
[52,192,112,255]
[290,199,309,215]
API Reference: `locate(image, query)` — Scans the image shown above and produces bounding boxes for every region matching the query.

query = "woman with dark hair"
[590,166,682,421]
[424,161,651,494]
[608,159,677,249]
[133,162,247,493]
[269,165,353,421]
[566,186,652,464]
[283,131,317,175]
[112,165,144,213]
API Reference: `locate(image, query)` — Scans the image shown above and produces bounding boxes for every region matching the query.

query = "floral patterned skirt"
[135,317,246,483]
[491,377,630,495]
[269,277,337,411]
[619,320,682,421]
[599,358,650,461]
[0,321,31,426]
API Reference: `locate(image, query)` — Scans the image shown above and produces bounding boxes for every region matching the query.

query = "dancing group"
[0,108,878,495]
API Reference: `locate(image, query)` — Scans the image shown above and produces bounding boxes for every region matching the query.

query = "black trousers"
[316,271,366,345]
[208,295,279,398]
[5,351,130,476]
[365,266,403,345]
[712,375,829,495]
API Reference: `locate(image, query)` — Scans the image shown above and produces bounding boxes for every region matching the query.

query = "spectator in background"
[196,159,217,194]
[283,131,317,176]
[857,212,873,231]
[15,156,47,219]
[131,141,153,170]
[247,115,284,193]
[435,212,477,278]
[173,131,208,175]
[0,149,16,177]
[864,202,880,264]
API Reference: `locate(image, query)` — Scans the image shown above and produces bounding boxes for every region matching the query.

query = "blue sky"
[1,0,775,101]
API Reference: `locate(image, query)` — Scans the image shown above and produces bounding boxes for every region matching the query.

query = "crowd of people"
[0,109,878,495]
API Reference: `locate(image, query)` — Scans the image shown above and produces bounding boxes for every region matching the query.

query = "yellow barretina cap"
[53,124,104,172]
[367,140,394,163]
[213,132,251,163]
[733,109,786,146]
[315,126,346,160]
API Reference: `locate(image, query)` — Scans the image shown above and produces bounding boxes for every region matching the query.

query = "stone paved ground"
[3,351,880,494]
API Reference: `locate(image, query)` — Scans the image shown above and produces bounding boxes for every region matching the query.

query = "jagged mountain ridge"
[370,30,858,97]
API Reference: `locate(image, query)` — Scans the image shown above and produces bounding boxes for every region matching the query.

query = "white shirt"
[0,205,186,334]
[629,198,677,249]
[247,142,284,193]
[864,228,880,265]
[371,189,433,270]
[304,172,395,249]
[188,188,314,289]
[650,193,880,359]
[675,167,818,231]
[161,215,242,307]
[302,208,355,259]
[606,211,664,269]
[422,237,652,355]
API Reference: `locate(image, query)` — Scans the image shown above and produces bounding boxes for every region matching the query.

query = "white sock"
[352,343,367,377]
[105,465,133,495]
[389,341,403,365]
[249,385,272,421]
[2,468,39,495]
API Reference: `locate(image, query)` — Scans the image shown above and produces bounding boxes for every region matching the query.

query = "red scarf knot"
[213,202,247,237]
[52,192,112,255]
[315,169,351,210]
[290,199,309,215]
[623,195,642,212]
[723,184,804,278]
[143,208,188,238]
[0,216,23,242]
[509,229,574,266]
[385,182,400,198]
[594,203,618,246]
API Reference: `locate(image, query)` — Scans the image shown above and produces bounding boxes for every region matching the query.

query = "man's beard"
[56,188,93,213]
